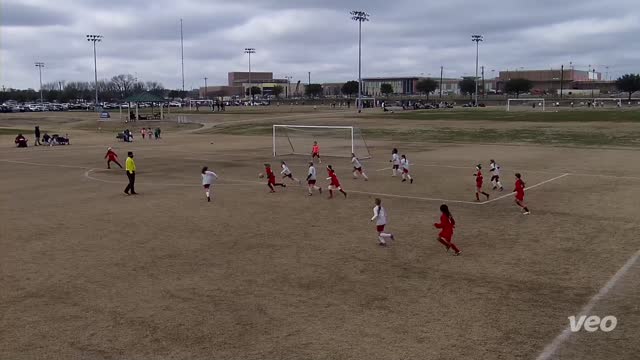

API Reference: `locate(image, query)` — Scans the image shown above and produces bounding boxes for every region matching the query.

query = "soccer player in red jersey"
[264,163,286,193]
[104,147,123,169]
[474,164,490,201]
[434,204,461,256]
[311,141,321,164]
[326,165,347,199]
[514,173,530,215]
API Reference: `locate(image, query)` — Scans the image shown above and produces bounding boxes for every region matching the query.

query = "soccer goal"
[592,98,623,108]
[273,125,371,159]
[507,98,545,111]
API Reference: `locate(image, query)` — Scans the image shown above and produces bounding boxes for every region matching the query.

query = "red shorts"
[516,192,525,201]
[476,184,483,190]
[268,177,276,185]
[312,152,320,157]
[403,168,409,174]
[203,184,211,189]
[376,225,385,232]
[439,233,452,242]
[308,179,316,185]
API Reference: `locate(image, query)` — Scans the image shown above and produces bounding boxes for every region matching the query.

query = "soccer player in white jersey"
[400,155,414,184]
[370,198,395,246]
[201,166,218,202]
[351,153,369,181]
[489,159,504,191]
[390,148,400,176]
[305,162,323,196]
[280,161,301,184]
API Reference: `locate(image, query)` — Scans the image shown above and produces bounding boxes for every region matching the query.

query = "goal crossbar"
[272,124,370,158]
[507,98,545,111]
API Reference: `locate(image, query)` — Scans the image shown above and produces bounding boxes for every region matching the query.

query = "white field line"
[482,173,570,204]
[535,248,640,360]
[84,169,263,188]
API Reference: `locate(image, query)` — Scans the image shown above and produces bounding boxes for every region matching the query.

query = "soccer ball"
[258,173,264,178]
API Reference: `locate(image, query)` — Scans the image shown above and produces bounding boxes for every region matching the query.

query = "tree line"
[0,74,188,104]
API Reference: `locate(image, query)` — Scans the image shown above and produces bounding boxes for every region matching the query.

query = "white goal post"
[507,98,545,111]
[592,98,623,107]
[273,125,371,159]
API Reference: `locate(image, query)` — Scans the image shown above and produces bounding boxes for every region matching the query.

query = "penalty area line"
[482,173,570,204]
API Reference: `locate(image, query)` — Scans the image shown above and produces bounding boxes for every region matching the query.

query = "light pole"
[34,62,45,104]
[284,75,292,98]
[351,10,369,113]
[439,66,444,99]
[86,34,102,111]
[244,48,255,101]
[203,77,208,99]
[471,34,483,106]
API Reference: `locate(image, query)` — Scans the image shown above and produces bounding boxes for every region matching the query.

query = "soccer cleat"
[124,191,130,195]
[390,234,395,241]
[453,251,462,256]
[378,242,387,247]
[523,211,530,215]
[131,192,138,195]
[492,186,497,190]
[410,178,414,184]
[402,179,406,182]
[207,196,211,202]
[318,188,323,194]
[499,187,504,191]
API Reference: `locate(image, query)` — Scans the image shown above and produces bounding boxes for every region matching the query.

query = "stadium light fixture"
[244,48,256,100]
[471,34,483,107]
[34,62,45,104]
[86,34,103,111]
[351,10,369,113]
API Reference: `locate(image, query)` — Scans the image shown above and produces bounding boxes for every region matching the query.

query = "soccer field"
[1,109,640,359]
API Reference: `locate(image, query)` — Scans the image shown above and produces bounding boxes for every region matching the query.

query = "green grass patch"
[369,109,640,122]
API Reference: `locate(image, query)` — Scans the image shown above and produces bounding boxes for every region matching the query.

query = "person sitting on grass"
[15,134,28,148]
[42,132,51,145]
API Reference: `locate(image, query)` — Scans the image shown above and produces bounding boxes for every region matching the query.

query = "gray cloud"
[1,0,638,89]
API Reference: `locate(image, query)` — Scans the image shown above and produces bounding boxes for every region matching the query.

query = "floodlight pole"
[471,34,483,107]
[203,77,208,99]
[439,66,443,99]
[35,62,45,104]
[86,34,103,111]
[245,48,255,100]
[351,10,370,113]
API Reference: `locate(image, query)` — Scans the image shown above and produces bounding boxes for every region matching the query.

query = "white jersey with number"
[281,164,291,175]
[352,156,362,168]
[202,171,218,185]
[371,206,387,226]
[307,166,317,181]
[392,153,400,165]
[490,162,501,176]
[401,158,409,170]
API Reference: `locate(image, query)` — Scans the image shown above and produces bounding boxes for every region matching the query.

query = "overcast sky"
[1,0,639,90]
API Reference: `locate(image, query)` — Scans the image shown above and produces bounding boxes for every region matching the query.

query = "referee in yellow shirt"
[124,151,137,195]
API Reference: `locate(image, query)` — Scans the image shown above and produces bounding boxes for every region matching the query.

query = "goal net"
[507,98,545,111]
[273,125,371,159]
[591,98,623,108]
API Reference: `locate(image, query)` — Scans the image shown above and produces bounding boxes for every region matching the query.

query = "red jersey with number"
[475,170,484,187]
[312,145,320,154]
[434,214,455,241]
[265,167,275,179]
[515,179,526,200]
[105,150,118,161]
[328,170,340,187]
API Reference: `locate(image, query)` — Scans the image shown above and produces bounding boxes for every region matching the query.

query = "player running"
[201,166,218,202]
[474,164,490,201]
[311,141,321,164]
[264,163,286,193]
[306,162,322,196]
[104,147,123,169]
[514,173,530,215]
[280,161,301,184]
[370,198,395,247]
[400,155,414,183]
[390,148,400,176]
[489,159,504,191]
[434,204,461,256]
[326,165,347,199]
[351,153,369,181]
